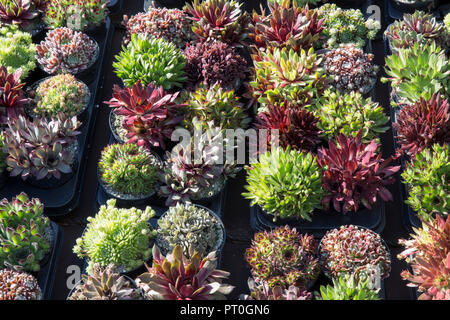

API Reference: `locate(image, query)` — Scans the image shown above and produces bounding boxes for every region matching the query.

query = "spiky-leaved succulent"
[157,203,222,258]
[184,0,249,47]
[182,83,250,130]
[36,27,98,75]
[5,115,80,180]
[159,118,239,206]
[385,11,449,53]
[254,102,321,152]
[122,6,195,48]
[317,3,380,49]
[249,46,326,108]
[249,0,324,53]
[313,90,389,143]
[114,34,186,89]
[0,269,41,300]
[317,274,381,300]
[43,0,108,31]
[73,199,155,275]
[0,0,38,28]
[242,277,313,300]
[0,24,36,79]
[184,40,247,91]
[322,43,378,94]
[243,147,324,221]
[0,66,28,121]
[69,264,143,300]
[0,131,6,175]
[105,81,184,150]
[317,134,400,213]
[99,143,161,197]
[402,144,449,222]
[398,215,450,300]
[320,225,391,280]
[382,42,450,105]
[136,245,234,300]
[30,73,89,119]
[0,193,50,272]
[394,95,449,159]
[245,226,320,289]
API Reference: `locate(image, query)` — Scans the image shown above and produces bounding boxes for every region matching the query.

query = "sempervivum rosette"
[36,27,98,75]
[0,269,42,300]
[321,43,378,94]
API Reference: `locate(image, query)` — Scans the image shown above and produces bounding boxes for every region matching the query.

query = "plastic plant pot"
[0,172,7,189]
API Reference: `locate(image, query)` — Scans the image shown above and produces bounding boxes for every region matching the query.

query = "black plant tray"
[249,202,386,238]
[0,18,114,217]
[34,221,63,300]
[385,0,441,23]
[107,0,123,14]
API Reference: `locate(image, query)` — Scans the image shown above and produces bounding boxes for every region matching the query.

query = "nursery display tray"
[249,202,386,238]
[36,221,63,300]
[385,0,441,23]
[0,18,114,217]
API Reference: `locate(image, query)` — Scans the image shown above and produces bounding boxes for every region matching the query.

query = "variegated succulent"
[0,66,29,121]
[242,278,313,300]
[0,269,41,300]
[136,245,234,300]
[0,0,38,28]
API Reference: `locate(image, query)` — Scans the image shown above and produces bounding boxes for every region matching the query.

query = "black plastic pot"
[0,17,114,217]
[153,0,186,9]
[156,204,227,267]
[387,0,439,21]
[107,0,123,14]
[250,201,385,238]
[97,150,163,208]
[0,171,7,190]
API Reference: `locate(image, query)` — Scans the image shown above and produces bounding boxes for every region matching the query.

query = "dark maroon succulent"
[254,103,321,152]
[0,0,38,27]
[105,81,185,150]
[317,133,400,213]
[0,66,29,121]
[394,94,449,159]
[183,40,247,91]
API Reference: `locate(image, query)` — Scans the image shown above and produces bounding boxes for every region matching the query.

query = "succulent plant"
[0,269,41,300]
[69,264,143,300]
[254,102,321,152]
[402,144,449,222]
[31,0,46,12]
[249,47,326,108]
[114,34,186,89]
[0,193,50,272]
[98,143,161,197]
[249,1,324,53]
[242,277,313,300]
[0,0,38,27]
[136,245,234,300]
[313,90,389,143]
[398,215,450,300]
[36,27,98,75]
[317,274,381,300]
[122,6,195,49]
[157,203,222,258]
[0,131,6,174]
[182,84,250,130]
[268,0,321,6]
[184,0,249,47]
[385,11,449,53]
[5,115,80,180]
[0,24,36,79]
[73,199,155,275]
[394,95,449,159]
[317,3,380,49]
[160,118,239,206]
[245,226,320,288]
[106,81,184,150]
[184,40,247,91]
[445,13,450,34]
[319,225,391,280]
[322,44,378,94]
[0,66,29,121]
[317,134,400,213]
[382,42,450,105]
[43,0,108,31]
[29,73,88,119]
[243,147,324,221]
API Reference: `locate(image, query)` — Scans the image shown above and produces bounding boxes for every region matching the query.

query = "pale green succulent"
[445,13,450,34]
[0,24,36,79]
[156,203,222,257]
[73,199,156,274]
[317,274,381,300]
